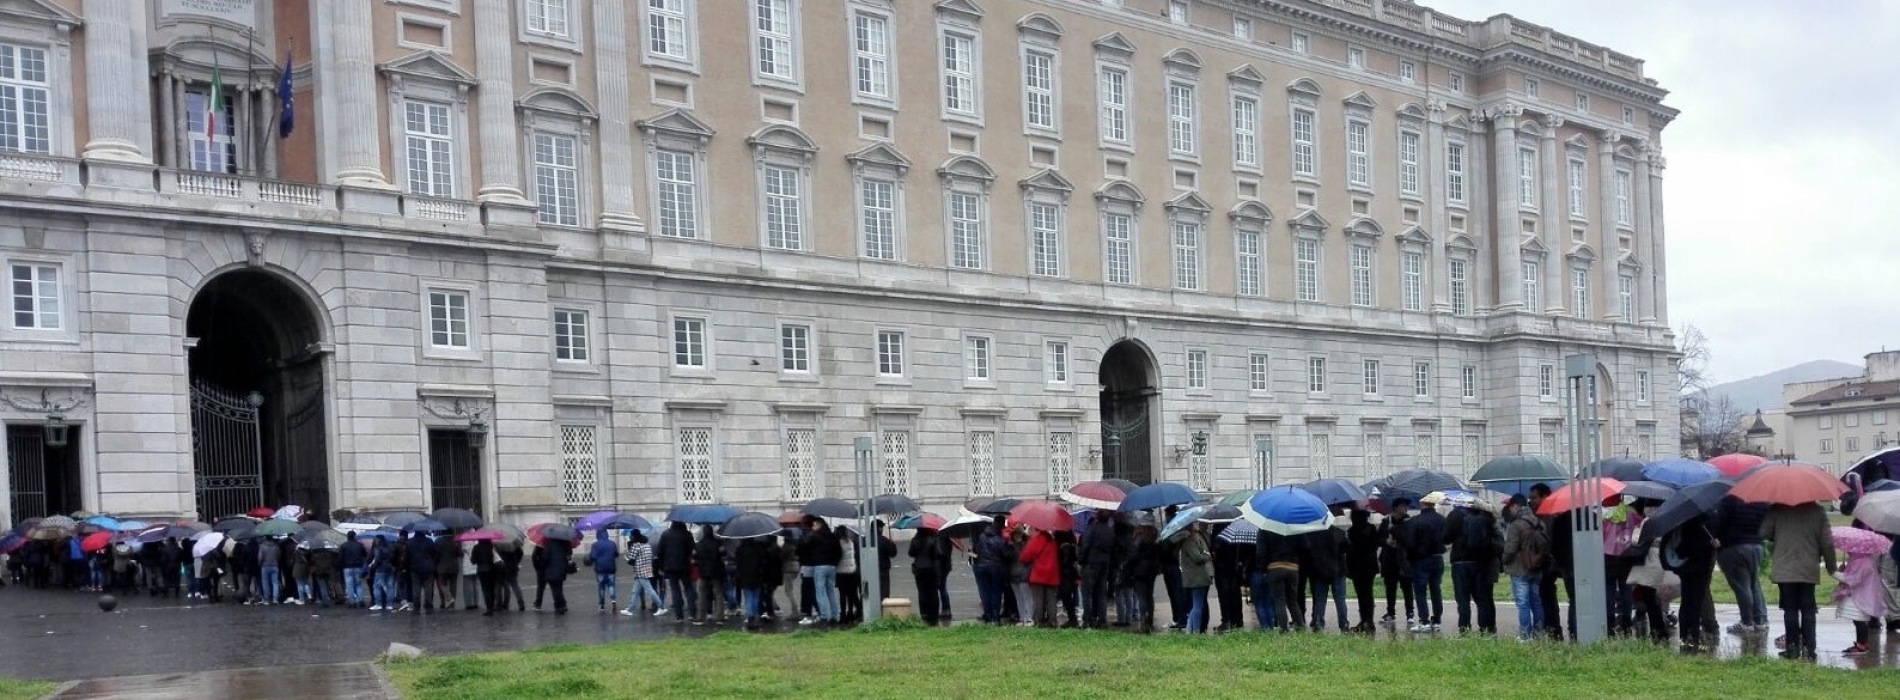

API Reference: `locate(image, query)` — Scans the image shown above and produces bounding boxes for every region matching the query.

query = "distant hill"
[1706,360,1862,412]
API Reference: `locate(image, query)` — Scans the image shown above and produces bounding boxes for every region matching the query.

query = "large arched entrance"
[186,269,329,519]
[1100,340,1159,485]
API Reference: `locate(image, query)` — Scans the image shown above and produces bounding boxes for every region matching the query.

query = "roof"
[1789,380,1900,407]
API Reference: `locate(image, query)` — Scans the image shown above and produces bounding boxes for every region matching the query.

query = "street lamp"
[466,417,488,450]
[43,410,68,448]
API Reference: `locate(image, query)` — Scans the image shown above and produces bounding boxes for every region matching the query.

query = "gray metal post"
[1565,353,1608,644]
[854,436,881,623]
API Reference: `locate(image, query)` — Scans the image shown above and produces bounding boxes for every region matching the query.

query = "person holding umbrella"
[1830,526,1894,656]
[696,525,731,625]
[1017,525,1060,628]
[801,516,842,627]
[1761,501,1836,660]
[1711,495,1772,636]
[972,516,1011,624]
[407,530,438,614]
[540,531,574,614]
[586,529,620,613]
[497,538,526,612]
[619,531,661,616]
[1402,495,1449,633]
[1378,498,1415,628]
[1078,511,1118,629]
[911,523,952,625]
[1176,521,1213,634]
[470,535,499,616]
[655,521,697,623]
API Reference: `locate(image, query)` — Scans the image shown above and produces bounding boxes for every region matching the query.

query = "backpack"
[1459,511,1494,555]
[1517,518,1550,572]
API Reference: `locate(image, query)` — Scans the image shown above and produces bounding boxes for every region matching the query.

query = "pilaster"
[473,0,528,204]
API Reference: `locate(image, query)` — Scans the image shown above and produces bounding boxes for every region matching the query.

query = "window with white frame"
[949,190,985,270]
[859,179,898,260]
[1445,141,1467,204]
[881,428,913,494]
[1449,71,1465,93]
[1308,356,1327,394]
[1413,361,1431,398]
[762,165,804,250]
[1636,370,1651,404]
[1172,220,1202,291]
[1575,91,1590,111]
[778,322,811,373]
[1167,82,1197,156]
[1347,46,1365,69]
[1311,431,1333,477]
[1615,169,1633,225]
[1399,60,1417,82]
[1849,436,1861,453]
[1349,244,1374,307]
[653,149,700,239]
[559,424,598,505]
[1250,352,1271,393]
[941,30,979,117]
[1567,157,1587,219]
[427,289,469,349]
[1186,349,1209,390]
[1346,119,1371,188]
[1618,273,1635,320]
[526,0,571,37]
[783,426,818,500]
[1103,211,1135,285]
[1821,415,1833,429]
[852,10,892,102]
[1029,201,1064,278]
[1045,340,1070,385]
[1295,238,1320,302]
[1539,364,1555,398]
[1362,359,1381,396]
[1168,0,1188,24]
[1233,16,1251,39]
[403,100,455,196]
[676,425,716,503]
[1449,258,1471,316]
[1187,429,1212,491]
[553,308,588,362]
[1517,147,1538,208]
[1365,430,1386,473]
[1023,49,1057,132]
[967,430,997,496]
[753,0,798,83]
[1400,251,1424,311]
[9,262,60,330]
[184,89,237,173]
[645,0,693,62]
[1235,227,1263,296]
[1398,131,1421,196]
[965,334,992,381]
[1460,365,1478,399]
[532,132,580,226]
[1232,94,1258,168]
[1524,78,1540,98]
[1521,260,1541,309]
[1291,107,1316,177]
[1879,411,1891,426]
[0,43,52,154]
[672,316,708,369]
[1048,428,1076,492]
[1571,266,1591,317]
[1291,32,1310,54]
[1541,429,1560,458]
[1098,66,1129,145]
[1461,433,1482,476]
[876,329,906,377]
[1254,432,1277,487]
[1821,439,1834,454]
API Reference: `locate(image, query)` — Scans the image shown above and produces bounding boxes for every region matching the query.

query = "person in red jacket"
[1019,528,1062,628]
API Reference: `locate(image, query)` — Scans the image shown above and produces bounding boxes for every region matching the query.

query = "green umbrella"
[1471,454,1568,483]
[1217,489,1258,508]
[245,519,302,539]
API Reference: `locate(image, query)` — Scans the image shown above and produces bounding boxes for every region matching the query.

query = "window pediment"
[1397,102,1426,123]
[517,87,598,122]
[1520,237,1549,255]
[0,0,78,31]
[1618,251,1643,271]
[1163,48,1203,74]
[747,124,818,158]
[1565,133,1592,150]
[848,142,911,176]
[1288,208,1330,236]
[1343,90,1378,113]
[937,155,995,185]
[1228,64,1265,90]
[1397,225,1432,247]
[379,51,477,91]
[636,108,715,147]
[1230,200,1272,227]
[1165,191,1211,217]
[1017,13,1063,41]
[1568,244,1598,262]
[936,0,983,23]
[1094,179,1144,207]
[1344,217,1384,240]
[1093,32,1136,59]
[1448,234,1479,252]
[1019,168,1073,196]
[1286,77,1321,106]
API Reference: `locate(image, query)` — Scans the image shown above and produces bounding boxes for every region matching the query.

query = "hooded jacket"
[656,523,695,575]
[1017,530,1061,586]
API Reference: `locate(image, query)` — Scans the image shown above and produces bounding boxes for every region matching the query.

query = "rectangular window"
[949,191,984,270]
[1445,142,1467,204]
[672,316,707,369]
[1349,245,1374,307]
[1233,17,1251,39]
[1232,94,1258,167]
[1820,439,1833,454]
[1172,220,1202,291]
[1636,370,1651,403]
[403,100,454,196]
[1848,437,1861,453]
[532,132,580,226]
[1362,359,1381,396]
[1619,274,1636,320]
[559,425,598,506]
[876,330,906,377]
[1291,32,1310,54]
[646,0,690,60]
[1461,365,1478,399]
[968,430,997,497]
[1250,352,1271,392]
[553,309,588,362]
[1525,78,1540,98]
[1399,60,1417,82]
[1571,267,1591,317]
[1575,91,1590,111]
[882,430,913,495]
[1462,433,1482,476]
[1522,261,1541,309]
[1311,432,1333,477]
[1347,46,1365,69]
[1029,202,1063,277]
[1295,238,1320,302]
[1098,67,1128,144]
[184,90,237,173]
[654,150,699,239]
[1615,170,1633,225]
[1346,120,1370,188]
[1103,213,1134,285]
[783,427,818,500]
[1822,416,1833,429]
[1517,147,1538,207]
[1307,356,1327,394]
[754,0,796,80]
[1399,252,1425,312]
[1045,340,1070,384]
[675,426,715,503]
[965,335,992,381]
[1291,108,1316,177]
[942,32,978,116]
[1541,430,1560,458]
[853,12,892,99]
[762,165,804,250]
[1449,71,1466,92]
[1186,349,1209,390]
[1878,411,1890,426]
[526,0,570,37]
[1048,429,1076,492]
[427,290,469,349]
[860,179,897,260]
[1168,82,1197,156]
[778,323,811,373]
[1168,0,1188,24]
[1415,433,1437,468]
[1023,50,1056,131]
[1567,158,1587,219]
[1254,434,1277,487]
[1236,230,1263,297]
[1413,361,1431,398]
[1398,131,1421,195]
[0,43,53,154]
[1449,259,1471,316]
[9,263,60,330]
[1366,431,1386,472]
[1539,364,1555,398]
[1623,106,1636,124]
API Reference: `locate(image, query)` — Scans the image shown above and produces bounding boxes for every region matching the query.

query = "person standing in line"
[339,533,367,609]
[1831,532,1891,656]
[802,517,843,627]
[696,525,729,625]
[407,530,438,615]
[1177,522,1214,634]
[1007,525,1033,626]
[540,535,573,614]
[620,531,661,616]
[256,535,282,606]
[1017,526,1061,628]
[1711,495,1772,636]
[1211,526,1245,632]
[530,540,551,611]
[773,530,800,620]
[972,517,1010,624]
[1256,525,1306,632]
[289,541,312,605]
[471,536,499,616]
[1403,496,1448,633]
[1760,502,1835,660]
[1126,521,1162,633]
[586,529,619,613]
[1667,515,1719,652]
[433,537,459,610]
[1530,484,1578,641]
[794,524,818,625]
[655,520,698,623]
[1304,514,1350,633]
[1345,507,1381,634]
[367,535,394,611]
[1078,513,1118,629]
[736,536,774,631]
[496,540,525,612]
[1443,501,1501,635]
[1500,495,1548,640]
[1160,506,1189,630]
[837,527,862,624]
[911,526,950,625]
[1378,499,1415,628]
[392,533,413,611]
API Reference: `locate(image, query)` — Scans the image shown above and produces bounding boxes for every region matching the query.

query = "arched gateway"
[1099,340,1160,486]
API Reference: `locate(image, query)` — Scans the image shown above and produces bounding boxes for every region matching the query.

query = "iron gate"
[1101,390,1154,486]
[192,382,264,519]
[428,429,482,512]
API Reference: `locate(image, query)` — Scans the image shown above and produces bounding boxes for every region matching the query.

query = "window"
[0,43,52,154]
[1187,349,1209,390]
[403,100,454,196]
[1232,94,1259,167]
[1524,78,1540,98]
[1045,340,1070,385]
[1295,238,1320,302]
[1445,142,1467,204]
[1462,433,1482,476]
[1362,359,1381,396]
[1413,361,1431,398]
[1461,365,1478,399]
[853,11,892,101]
[1571,267,1591,317]
[1575,91,1590,111]
[1098,67,1129,144]
[9,262,59,330]
[1400,252,1424,312]
[646,0,692,61]
[1307,356,1327,394]
[1522,260,1541,308]
[1449,259,1471,316]
[882,429,914,495]
[1233,17,1252,39]
[1517,147,1538,208]
[1250,352,1271,392]
[1048,429,1076,492]
[532,132,580,226]
[949,191,985,270]
[1398,131,1421,195]
[965,335,993,381]
[1567,158,1587,219]
[654,149,700,239]
[1347,46,1365,69]
[859,179,898,260]
[1172,220,1202,291]
[1399,60,1417,82]
[1103,212,1134,285]
[184,89,237,173]
[1822,416,1833,429]
[942,32,979,116]
[1291,32,1310,54]
[1615,170,1633,225]
[672,316,707,369]
[1023,50,1057,132]
[1235,229,1263,296]
[1541,430,1560,458]
[1415,433,1437,467]
[559,425,598,505]
[1311,432,1333,477]
[1349,245,1374,307]
[1254,434,1277,487]
[1449,71,1466,93]
[1029,202,1064,277]
[1291,108,1316,177]
[1820,439,1834,454]
[783,426,818,500]
[1848,437,1861,453]
[1345,119,1370,188]
[676,426,715,503]
[1539,364,1555,398]
[427,290,469,349]
[1636,370,1651,404]
[1168,0,1188,24]
[753,0,797,82]
[1618,274,1635,320]
[1622,106,1635,124]
[876,330,906,377]
[553,309,589,362]
[526,0,570,37]
[778,322,811,373]
[1167,82,1197,156]
[967,430,997,497]
[762,165,804,250]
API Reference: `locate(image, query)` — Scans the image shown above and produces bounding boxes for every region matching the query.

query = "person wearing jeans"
[972,520,1011,624]
[1500,497,1546,640]
[1403,499,1449,632]
[1445,505,1501,634]
[586,531,619,612]
[1713,497,1771,633]
[1177,524,1213,634]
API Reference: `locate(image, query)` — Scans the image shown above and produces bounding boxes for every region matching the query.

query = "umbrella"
[80,530,113,553]
[1643,458,1722,488]
[1590,457,1649,482]
[455,529,506,543]
[940,513,990,539]
[870,493,921,516]
[1117,482,1199,512]
[9,517,40,536]
[599,514,652,531]
[299,528,347,547]
[1842,475,1900,516]
[1851,490,1900,535]
[1423,489,1487,510]
[84,515,121,531]
[1242,486,1333,536]
[356,527,402,542]
[342,514,382,526]
[802,498,859,519]
[484,523,525,542]
[213,516,259,533]
[300,520,329,531]
[776,510,805,526]
[114,520,150,532]
[135,525,198,543]
[35,515,77,532]
[406,519,449,534]
[1196,504,1243,523]
[430,507,483,530]
[1300,478,1369,506]
[527,522,579,545]
[1008,501,1075,532]
[0,533,23,555]
[1536,478,1628,516]
[665,503,743,525]
[380,512,429,529]
[191,532,227,558]
[1382,469,1466,504]
[573,510,624,532]
[247,519,302,539]
[1101,478,1141,494]
[1832,526,1893,557]
[1845,446,1900,486]
[1708,453,1769,478]
[1159,505,1213,541]
[893,513,948,531]
[1729,461,1847,506]
[967,498,1022,516]
[246,506,276,518]
[1217,489,1258,508]
[1218,518,1261,545]
[1061,481,1128,510]
[272,505,304,521]
[717,512,785,540]
[1638,480,1735,543]
[1620,481,1680,502]
[1471,454,1568,484]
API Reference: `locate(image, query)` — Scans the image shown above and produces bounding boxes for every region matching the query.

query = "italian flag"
[206,64,223,139]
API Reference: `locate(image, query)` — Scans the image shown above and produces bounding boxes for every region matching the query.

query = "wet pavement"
[42,664,391,700]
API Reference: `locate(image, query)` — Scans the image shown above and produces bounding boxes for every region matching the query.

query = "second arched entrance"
[1099,340,1159,486]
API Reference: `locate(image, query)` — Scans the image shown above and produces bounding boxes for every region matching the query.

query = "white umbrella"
[191,532,227,558]
[272,505,304,521]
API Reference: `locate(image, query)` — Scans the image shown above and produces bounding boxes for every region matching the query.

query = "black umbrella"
[1638,480,1733,544]
[213,516,258,533]
[967,497,1021,516]
[380,511,429,529]
[1381,469,1465,504]
[1101,479,1141,494]
[342,514,382,526]
[1620,481,1679,502]
[430,508,483,530]
[802,497,859,519]
[1590,457,1649,482]
[534,522,580,544]
[870,493,920,516]
[716,511,785,540]
[1299,478,1370,506]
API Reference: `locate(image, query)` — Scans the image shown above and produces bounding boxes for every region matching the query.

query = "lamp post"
[852,436,881,623]
[1564,353,1608,645]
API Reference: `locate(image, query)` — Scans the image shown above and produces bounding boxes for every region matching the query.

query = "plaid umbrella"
[1217,519,1260,545]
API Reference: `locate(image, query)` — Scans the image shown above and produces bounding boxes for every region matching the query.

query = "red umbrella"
[1536,478,1627,516]
[904,513,948,531]
[776,510,805,526]
[1007,501,1074,533]
[246,506,275,518]
[1060,481,1128,510]
[454,529,505,543]
[1729,462,1847,506]
[80,530,113,553]
[1708,453,1769,478]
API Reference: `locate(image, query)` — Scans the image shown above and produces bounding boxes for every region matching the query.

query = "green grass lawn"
[385,624,1888,700]
[1484,567,1800,606]
[0,678,54,700]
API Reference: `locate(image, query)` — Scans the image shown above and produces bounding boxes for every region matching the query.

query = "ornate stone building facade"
[0,0,1678,525]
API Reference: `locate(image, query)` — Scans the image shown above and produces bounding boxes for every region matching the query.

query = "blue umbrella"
[1158,505,1210,541]
[405,519,449,533]
[666,503,743,525]
[1241,486,1333,535]
[1643,458,1722,488]
[1590,457,1649,482]
[357,527,402,541]
[1299,478,1370,506]
[84,515,120,531]
[380,511,429,529]
[602,514,653,531]
[1117,482,1200,512]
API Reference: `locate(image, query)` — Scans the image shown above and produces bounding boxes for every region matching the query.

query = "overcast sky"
[1424,0,1900,383]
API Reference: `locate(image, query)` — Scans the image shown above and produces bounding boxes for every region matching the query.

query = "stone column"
[473,0,527,203]
[1425,100,1450,312]
[1538,114,1566,314]
[80,0,154,163]
[1638,147,1665,324]
[593,0,644,235]
[1488,104,1524,312]
[322,0,390,187]
[1596,131,1624,320]
[156,68,176,168]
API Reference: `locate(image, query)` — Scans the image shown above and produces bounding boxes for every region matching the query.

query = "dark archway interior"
[1100,341,1158,486]
[186,270,329,518]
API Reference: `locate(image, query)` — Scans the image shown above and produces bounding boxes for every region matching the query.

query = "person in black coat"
[1211,530,1244,631]
[1345,507,1382,633]
[1402,501,1448,631]
[539,536,573,614]
[655,521,697,622]
[1077,515,1117,629]
[1302,521,1349,632]
[1256,529,1308,631]
[909,528,949,625]
[695,525,730,623]
[496,542,525,612]
[1125,523,1163,633]
[471,539,498,615]
[735,537,774,630]
[407,532,438,614]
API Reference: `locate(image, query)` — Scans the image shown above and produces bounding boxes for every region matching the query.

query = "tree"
[1675,325,1750,458]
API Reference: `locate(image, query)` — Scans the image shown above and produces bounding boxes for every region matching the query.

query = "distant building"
[1782,351,1900,474]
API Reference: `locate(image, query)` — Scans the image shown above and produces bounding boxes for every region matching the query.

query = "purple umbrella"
[573,510,622,532]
